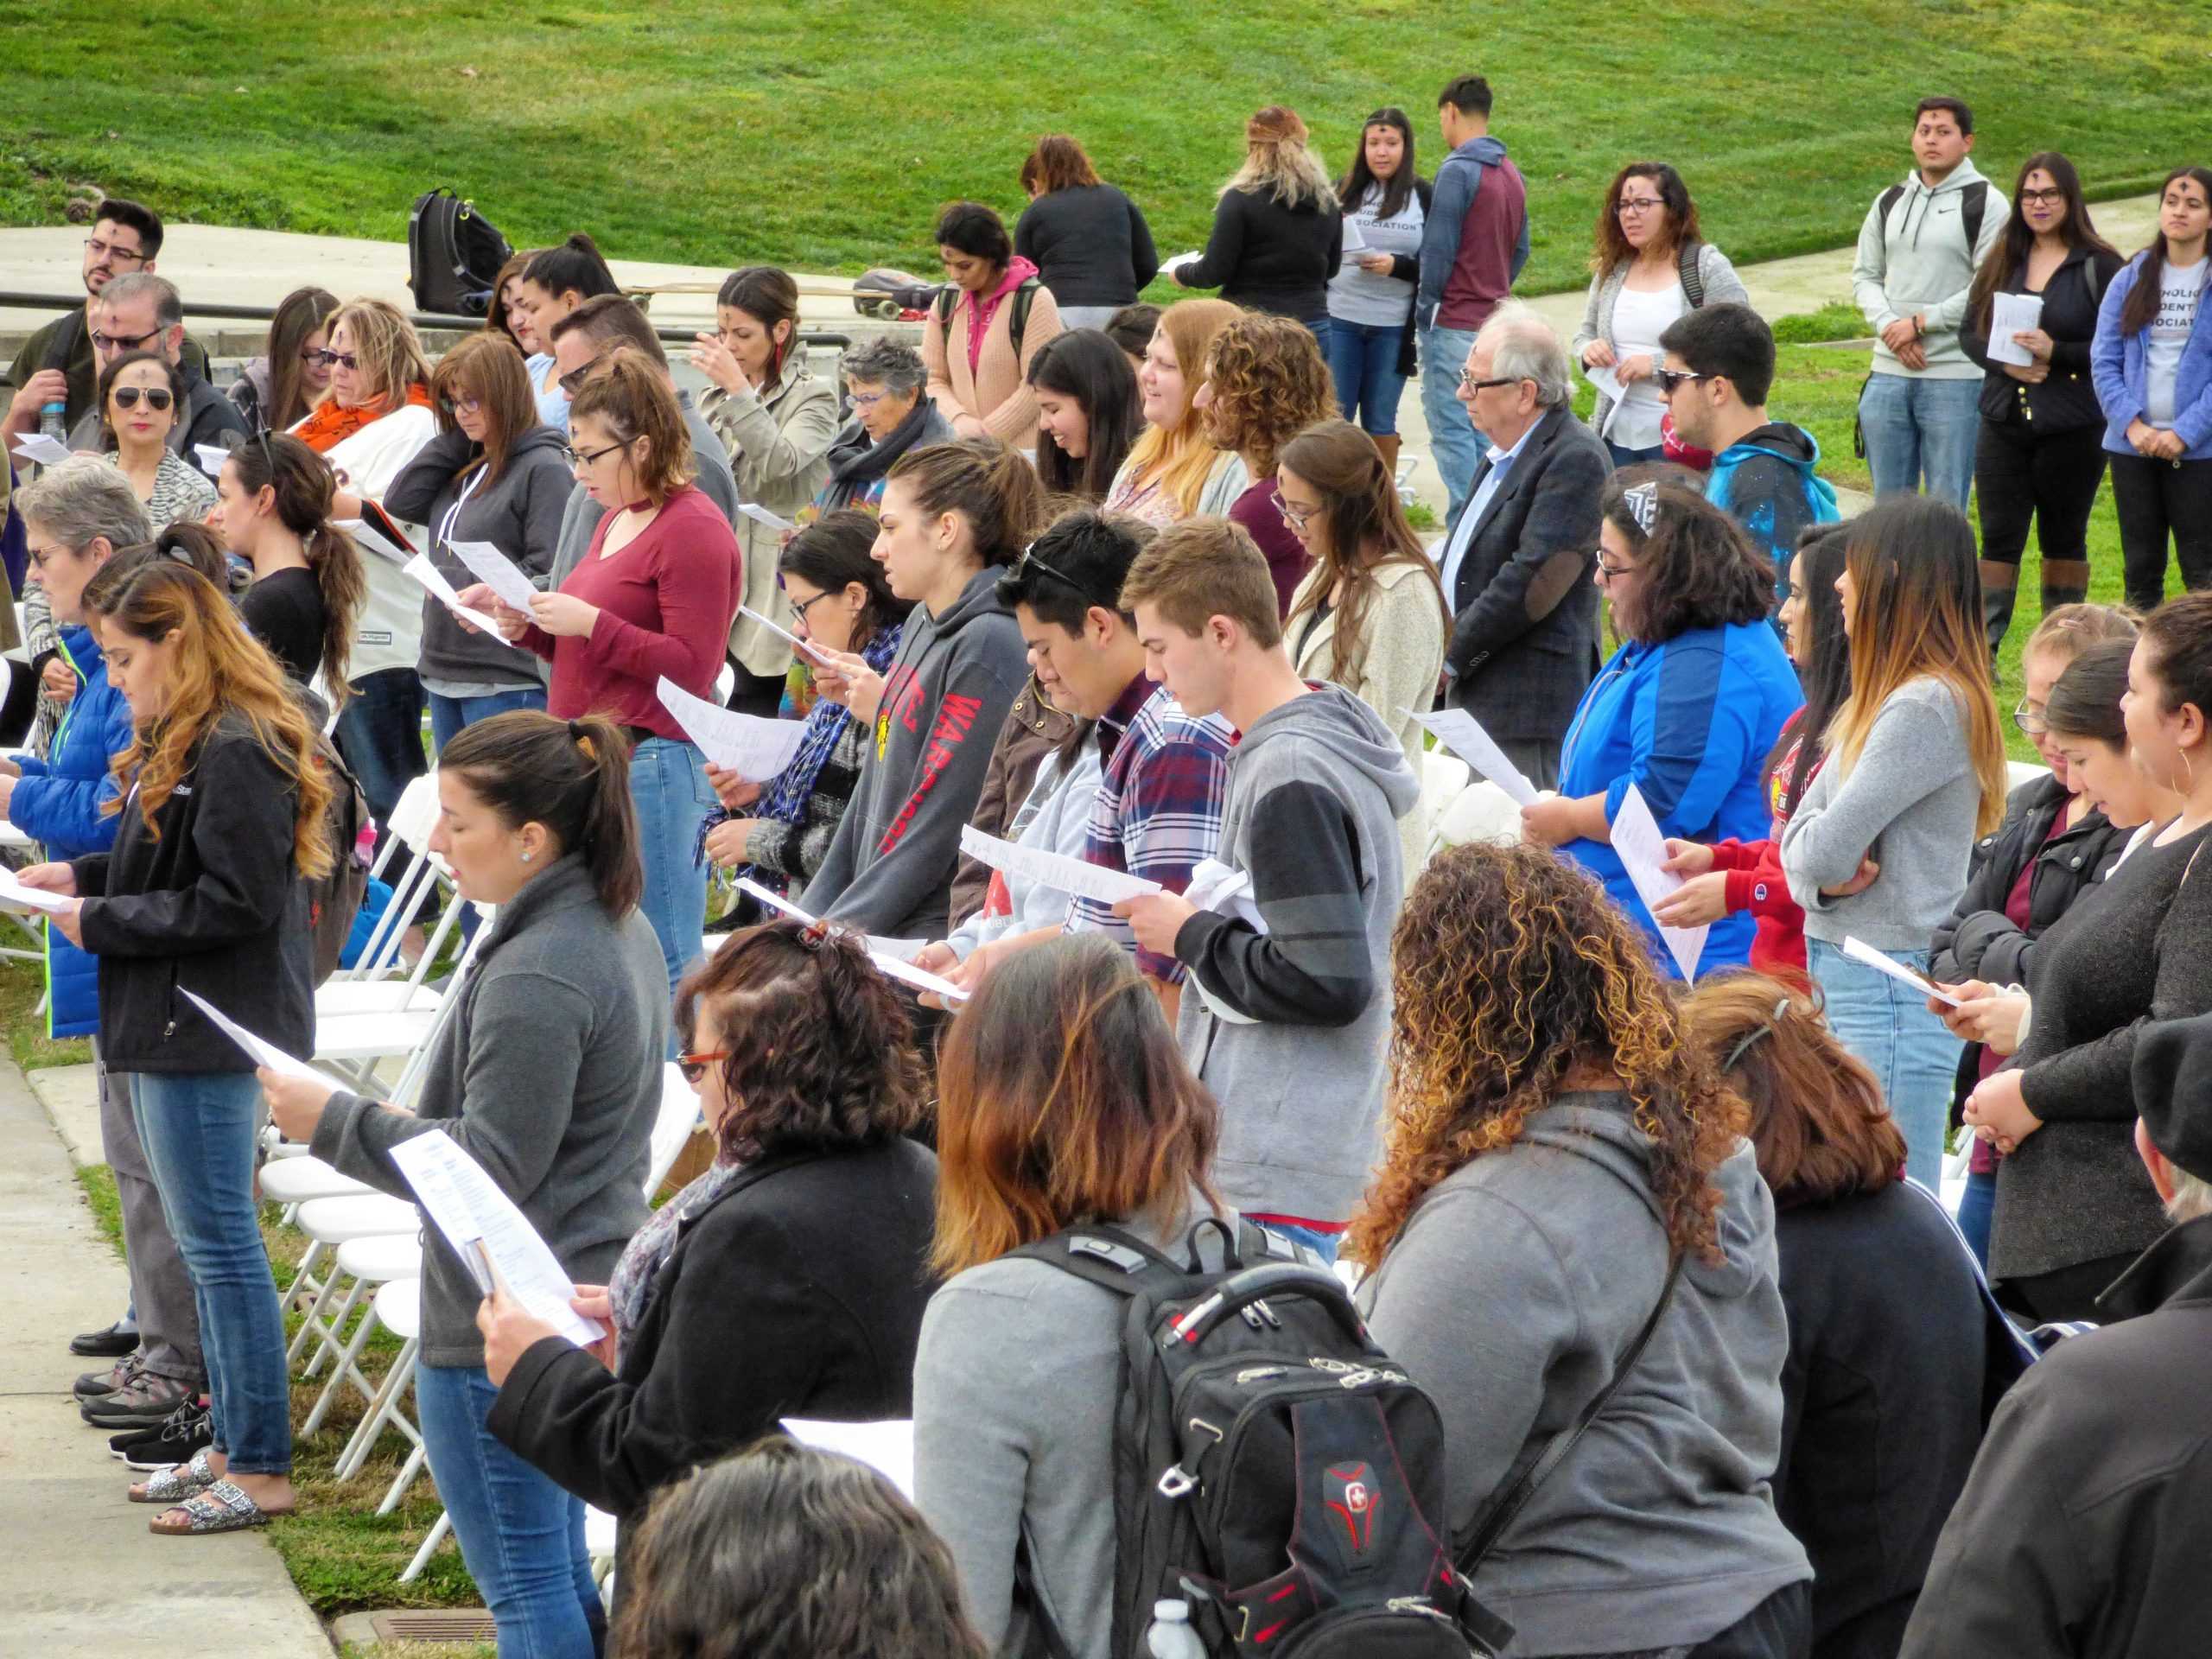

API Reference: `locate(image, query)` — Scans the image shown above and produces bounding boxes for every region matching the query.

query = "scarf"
[291,383,434,454]
[693,619,905,872]
[607,1154,748,1348]
[962,256,1039,377]
[827,397,942,493]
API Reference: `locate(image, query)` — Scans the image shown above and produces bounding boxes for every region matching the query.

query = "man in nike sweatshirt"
[1850,95,2007,510]
[1116,519,1419,1259]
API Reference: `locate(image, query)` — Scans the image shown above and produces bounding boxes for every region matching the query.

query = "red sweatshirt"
[1706,709,1818,981]
[522,486,741,741]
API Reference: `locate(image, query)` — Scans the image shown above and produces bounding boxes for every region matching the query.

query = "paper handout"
[735,502,797,534]
[958,824,1164,907]
[737,605,836,665]
[180,988,353,1089]
[402,555,519,645]
[446,540,541,613]
[336,510,416,565]
[1610,784,1708,982]
[1842,936,1965,1007]
[1184,857,1268,937]
[732,878,969,1002]
[1404,707,1540,807]
[655,677,809,779]
[0,865,75,915]
[387,1129,604,1345]
[194,442,237,476]
[1340,218,1370,256]
[10,432,73,467]
[1985,292,2046,368]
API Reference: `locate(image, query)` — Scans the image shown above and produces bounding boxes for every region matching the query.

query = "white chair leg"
[299,1274,367,1380]
[283,1255,343,1366]
[399,1510,453,1584]
[302,1292,384,1435]
[378,1440,430,1516]
[334,1337,420,1481]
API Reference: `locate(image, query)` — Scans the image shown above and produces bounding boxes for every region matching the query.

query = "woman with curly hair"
[475,918,939,1578]
[1197,311,1338,613]
[1353,842,1812,1659]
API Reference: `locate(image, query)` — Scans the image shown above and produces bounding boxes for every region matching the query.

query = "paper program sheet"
[1610,783,1708,982]
[446,540,542,613]
[1842,936,1965,1007]
[655,677,809,779]
[1404,707,1540,807]
[731,878,969,1001]
[957,824,1163,907]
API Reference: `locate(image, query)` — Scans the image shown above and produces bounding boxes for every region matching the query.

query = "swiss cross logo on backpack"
[1324,1463,1379,1555]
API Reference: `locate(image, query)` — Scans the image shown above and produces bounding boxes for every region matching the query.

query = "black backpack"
[934,277,1042,362]
[407,188,514,319]
[1007,1218,1515,1659]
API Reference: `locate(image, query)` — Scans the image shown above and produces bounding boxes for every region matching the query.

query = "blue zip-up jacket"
[10,623,131,1035]
[1417,134,1530,329]
[1556,621,1802,977]
[1704,423,1840,602]
[2092,251,2212,460]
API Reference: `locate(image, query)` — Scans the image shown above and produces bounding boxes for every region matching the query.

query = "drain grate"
[368,1608,500,1643]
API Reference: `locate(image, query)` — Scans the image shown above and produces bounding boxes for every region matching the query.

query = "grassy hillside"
[0,0,2197,292]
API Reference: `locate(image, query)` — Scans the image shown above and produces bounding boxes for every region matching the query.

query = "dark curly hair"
[1345,842,1748,1269]
[611,1437,988,1659]
[678,920,927,1157]
[1601,463,1774,643]
[1199,313,1337,480]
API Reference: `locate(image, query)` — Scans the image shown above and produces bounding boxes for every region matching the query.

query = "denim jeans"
[335,665,429,838]
[1957,1166,1997,1270]
[1419,324,1483,524]
[630,735,713,1003]
[1605,439,1669,467]
[417,1363,603,1659]
[1807,937,1962,1191]
[1858,372,1981,511]
[126,1071,290,1474]
[1325,317,1410,437]
[428,686,550,753]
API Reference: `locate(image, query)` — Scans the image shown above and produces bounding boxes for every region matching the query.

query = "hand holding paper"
[732,878,969,1001]
[0,864,77,915]
[1842,936,1964,1007]
[738,605,836,665]
[403,555,518,645]
[959,823,1163,906]
[1986,293,2045,367]
[182,988,353,1089]
[10,432,74,467]
[447,540,542,613]
[1609,784,1708,982]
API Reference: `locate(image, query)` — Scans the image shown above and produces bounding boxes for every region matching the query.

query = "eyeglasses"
[1594,556,1637,584]
[84,237,149,265]
[1651,367,1716,397]
[848,389,888,410]
[26,542,69,570]
[2018,188,2065,207]
[556,355,607,397]
[675,1050,730,1084]
[1615,197,1666,217]
[562,438,632,468]
[1459,369,1525,392]
[92,328,160,353]
[299,346,327,365]
[438,393,483,416]
[1269,487,1319,529]
[2013,696,2049,736]
[312,349,360,371]
[788,590,835,623]
[111,386,174,411]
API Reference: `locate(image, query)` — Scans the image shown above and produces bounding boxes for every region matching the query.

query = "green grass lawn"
[0,0,2198,294]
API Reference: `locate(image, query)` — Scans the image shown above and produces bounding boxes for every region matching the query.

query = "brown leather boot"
[1374,432,1402,484]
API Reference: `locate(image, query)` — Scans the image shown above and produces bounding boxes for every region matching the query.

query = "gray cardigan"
[1570,245,1750,431]
[313,855,671,1367]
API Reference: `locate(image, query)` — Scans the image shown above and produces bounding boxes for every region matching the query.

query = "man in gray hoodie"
[1117,519,1417,1258]
[1850,95,2007,510]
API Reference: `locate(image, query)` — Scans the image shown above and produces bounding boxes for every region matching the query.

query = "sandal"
[147,1477,290,1535]
[129,1446,220,1504]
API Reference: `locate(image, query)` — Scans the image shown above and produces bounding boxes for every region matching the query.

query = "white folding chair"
[285,1192,419,1370]
[302,1230,426,1438]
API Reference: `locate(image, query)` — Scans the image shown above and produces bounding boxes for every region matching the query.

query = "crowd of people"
[2,73,2210,1659]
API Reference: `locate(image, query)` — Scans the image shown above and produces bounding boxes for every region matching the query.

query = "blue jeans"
[1957,1166,1997,1269]
[1807,938,1962,1191]
[1605,439,1668,467]
[1858,372,1981,511]
[630,736,713,1004]
[417,1363,603,1659]
[126,1071,291,1474]
[1418,324,1483,524]
[429,686,550,753]
[1326,318,1409,437]
[336,666,429,839]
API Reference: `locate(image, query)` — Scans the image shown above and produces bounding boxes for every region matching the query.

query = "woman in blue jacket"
[1522,471,1800,977]
[2091,165,2212,613]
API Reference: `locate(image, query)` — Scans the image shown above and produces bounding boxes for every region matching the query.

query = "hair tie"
[567,718,595,760]
[1621,480,1660,537]
[1722,995,1793,1071]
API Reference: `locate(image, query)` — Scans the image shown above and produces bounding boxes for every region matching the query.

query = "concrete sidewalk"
[2,1058,330,1659]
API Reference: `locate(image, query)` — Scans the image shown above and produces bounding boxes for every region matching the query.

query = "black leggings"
[1974,418,2107,568]
[2109,451,2212,613]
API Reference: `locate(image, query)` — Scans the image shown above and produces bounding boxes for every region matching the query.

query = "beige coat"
[1287,554,1451,873]
[923,280,1064,447]
[702,366,841,675]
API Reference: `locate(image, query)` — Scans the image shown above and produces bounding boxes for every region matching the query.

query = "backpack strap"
[1677,240,1705,310]
[1458,1252,1684,1574]
[1878,182,1906,240]
[1963,180,1989,255]
[1010,278,1039,361]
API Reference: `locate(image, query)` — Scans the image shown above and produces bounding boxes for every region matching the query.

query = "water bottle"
[1146,1599,1207,1659]
[38,400,67,444]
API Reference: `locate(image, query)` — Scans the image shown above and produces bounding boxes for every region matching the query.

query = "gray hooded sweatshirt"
[1360,1092,1812,1655]
[1851,159,2006,378]
[1172,683,1418,1225]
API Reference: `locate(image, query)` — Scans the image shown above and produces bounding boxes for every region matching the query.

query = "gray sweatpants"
[96,1040,204,1388]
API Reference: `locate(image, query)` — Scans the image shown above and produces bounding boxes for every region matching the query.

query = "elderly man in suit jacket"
[1433,302,1611,789]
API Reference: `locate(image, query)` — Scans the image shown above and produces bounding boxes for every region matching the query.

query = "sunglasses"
[313,349,361,371]
[1014,542,1116,610]
[675,1050,730,1084]
[92,328,160,353]
[111,385,175,411]
[556,354,607,397]
[1651,367,1715,397]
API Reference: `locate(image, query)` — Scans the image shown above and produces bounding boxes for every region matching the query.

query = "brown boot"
[1374,433,1403,486]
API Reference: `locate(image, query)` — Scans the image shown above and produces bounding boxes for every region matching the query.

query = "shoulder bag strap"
[1677,239,1706,310]
[1459,1252,1684,1573]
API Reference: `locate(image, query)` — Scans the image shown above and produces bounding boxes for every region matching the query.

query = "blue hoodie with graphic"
[1705,422,1840,602]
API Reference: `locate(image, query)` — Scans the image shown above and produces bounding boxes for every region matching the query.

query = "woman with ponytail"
[213,431,366,689]
[799,438,1039,938]
[479,351,742,997]
[17,558,334,1536]
[478,919,938,1573]
[262,709,668,1653]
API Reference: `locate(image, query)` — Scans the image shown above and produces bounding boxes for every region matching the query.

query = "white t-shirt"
[2145,257,2206,428]
[1606,281,1689,450]
[1325,184,1427,327]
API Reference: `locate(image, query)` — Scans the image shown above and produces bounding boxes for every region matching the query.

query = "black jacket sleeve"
[1387,181,1436,282]
[486,1202,844,1519]
[1179,194,1246,292]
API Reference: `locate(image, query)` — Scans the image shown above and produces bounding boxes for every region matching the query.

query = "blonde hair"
[1223,105,1338,213]
[323,298,431,410]
[1119,300,1243,518]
